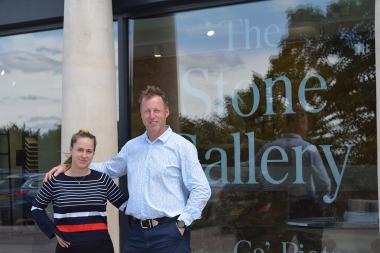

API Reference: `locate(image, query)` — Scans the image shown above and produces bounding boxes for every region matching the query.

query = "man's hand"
[55,233,70,248]
[43,164,69,182]
[177,227,185,236]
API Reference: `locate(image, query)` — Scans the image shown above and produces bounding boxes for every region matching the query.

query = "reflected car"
[0,173,44,225]
[20,173,45,204]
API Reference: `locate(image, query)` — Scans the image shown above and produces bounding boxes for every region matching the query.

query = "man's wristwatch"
[176,220,186,229]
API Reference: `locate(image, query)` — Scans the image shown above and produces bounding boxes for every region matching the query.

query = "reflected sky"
[0,0,337,129]
[0,29,63,132]
[175,0,332,118]
[0,23,118,133]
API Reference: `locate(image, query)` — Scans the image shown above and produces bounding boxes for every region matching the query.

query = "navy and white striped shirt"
[31,170,127,243]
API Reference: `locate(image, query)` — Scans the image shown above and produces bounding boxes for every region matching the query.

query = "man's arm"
[310,147,331,195]
[89,144,129,179]
[44,143,129,182]
[178,143,211,226]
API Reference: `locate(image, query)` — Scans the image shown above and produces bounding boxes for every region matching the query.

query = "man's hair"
[283,104,308,134]
[139,85,169,107]
[284,104,306,126]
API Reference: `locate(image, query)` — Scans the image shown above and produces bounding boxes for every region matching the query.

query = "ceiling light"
[153,46,162,58]
[0,69,4,76]
[207,30,215,37]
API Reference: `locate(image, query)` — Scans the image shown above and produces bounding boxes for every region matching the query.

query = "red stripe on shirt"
[57,223,108,232]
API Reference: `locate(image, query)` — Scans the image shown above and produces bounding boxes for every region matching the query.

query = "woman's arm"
[31,178,70,247]
[103,174,128,212]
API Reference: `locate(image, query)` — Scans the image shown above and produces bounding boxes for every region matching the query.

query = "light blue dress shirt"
[90,127,211,226]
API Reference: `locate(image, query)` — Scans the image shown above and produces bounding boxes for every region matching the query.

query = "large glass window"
[0,21,119,252]
[0,29,63,253]
[130,0,377,252]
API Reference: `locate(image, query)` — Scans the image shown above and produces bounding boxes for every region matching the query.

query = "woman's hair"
[63,129,97,166]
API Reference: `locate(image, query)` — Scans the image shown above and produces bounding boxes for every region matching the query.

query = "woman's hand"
[55,233,70,248]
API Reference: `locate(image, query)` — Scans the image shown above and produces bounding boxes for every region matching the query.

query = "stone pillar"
[61,0,120,251]
[376,0,380,234]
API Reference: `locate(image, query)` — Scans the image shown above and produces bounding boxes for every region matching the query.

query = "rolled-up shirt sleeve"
[90,144,128,179]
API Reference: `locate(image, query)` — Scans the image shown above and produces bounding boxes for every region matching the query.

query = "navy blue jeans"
[123,217,191,253]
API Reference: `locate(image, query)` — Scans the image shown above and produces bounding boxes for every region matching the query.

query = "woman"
[31,129,127,253]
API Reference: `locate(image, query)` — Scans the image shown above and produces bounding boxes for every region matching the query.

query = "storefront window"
[130,0,377,252]
[0,20,119,252]
[0,29,62,252]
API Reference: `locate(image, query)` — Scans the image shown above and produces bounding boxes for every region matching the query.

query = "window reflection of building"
[25,137,38,171]
[0,29,62,252]
[0,0,377,253]
[253,106,331,252]
[129,1,378,253]
[131,16,179,137]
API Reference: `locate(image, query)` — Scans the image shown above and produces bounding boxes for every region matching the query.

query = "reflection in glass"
[0,21,119,252]
[0,30,62,252]
[131,0,377,252]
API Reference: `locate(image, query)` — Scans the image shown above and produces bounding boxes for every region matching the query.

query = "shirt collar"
[144,126,172,144]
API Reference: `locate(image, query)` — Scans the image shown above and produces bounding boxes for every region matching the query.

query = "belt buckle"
[140,220,149,228]
[140,219,159,228]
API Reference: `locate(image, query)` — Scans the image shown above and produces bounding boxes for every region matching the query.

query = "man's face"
[140,95,169,139]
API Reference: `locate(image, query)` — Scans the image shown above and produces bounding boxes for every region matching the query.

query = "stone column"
[61,0,120,251]
[376,0,380,234]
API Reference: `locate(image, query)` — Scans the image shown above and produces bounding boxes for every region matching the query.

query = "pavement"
[0,225,55,253]
[0,224,379,253]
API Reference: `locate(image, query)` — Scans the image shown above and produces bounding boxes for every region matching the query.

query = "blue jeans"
[123,217,191,253]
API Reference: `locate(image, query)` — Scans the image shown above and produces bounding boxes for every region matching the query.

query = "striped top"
[31,170,127,243]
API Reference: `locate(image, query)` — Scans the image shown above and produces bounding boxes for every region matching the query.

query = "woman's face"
[70,137,95,170]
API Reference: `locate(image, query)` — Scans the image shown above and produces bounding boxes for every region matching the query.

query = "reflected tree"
[268,0,376,164]
[182,0,376,168]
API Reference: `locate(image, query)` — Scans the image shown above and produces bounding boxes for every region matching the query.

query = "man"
[46,86,211,253]
[255,105,331,252]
